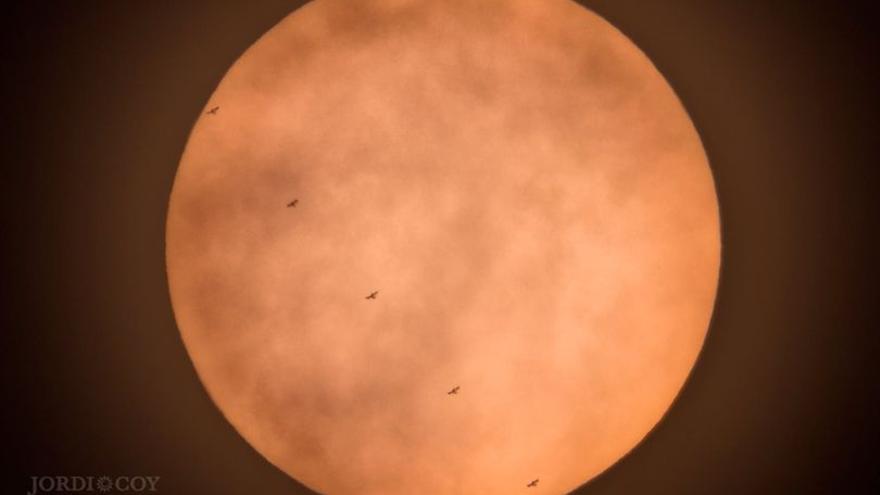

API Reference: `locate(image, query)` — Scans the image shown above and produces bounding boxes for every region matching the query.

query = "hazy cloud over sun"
[166,1,720,493]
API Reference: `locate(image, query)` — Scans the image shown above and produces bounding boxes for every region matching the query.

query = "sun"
[166,1,720,493]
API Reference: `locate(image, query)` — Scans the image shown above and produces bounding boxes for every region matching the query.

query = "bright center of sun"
[166,0,720,493]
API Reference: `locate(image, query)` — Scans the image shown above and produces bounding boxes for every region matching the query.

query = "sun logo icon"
[96,476,113,492]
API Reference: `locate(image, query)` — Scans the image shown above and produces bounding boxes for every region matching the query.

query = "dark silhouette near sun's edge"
[206,105,219,115]
[447,386,460,395]
[365,291,379,300]
[527,478,539,488]
[287,199,299,208]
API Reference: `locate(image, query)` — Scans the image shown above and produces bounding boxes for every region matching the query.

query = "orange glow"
[166,1,720,493]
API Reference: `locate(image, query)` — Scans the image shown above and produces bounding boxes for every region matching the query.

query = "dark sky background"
[4,1,877,494]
